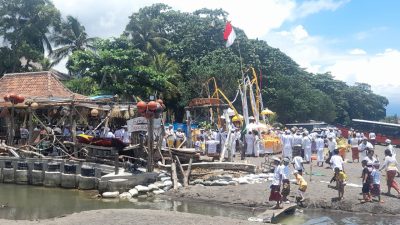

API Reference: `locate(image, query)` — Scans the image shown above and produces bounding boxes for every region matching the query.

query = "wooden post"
[147,117,154,172]
[114,150,119,175]
[8,105,15,145]
[186,110,192,148]
[70,101,78,158]
[28,106,33,144]
[171,160,178,190]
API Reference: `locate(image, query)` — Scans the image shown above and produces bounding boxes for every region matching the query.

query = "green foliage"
[64,76,100,96]
[0,0,61,72]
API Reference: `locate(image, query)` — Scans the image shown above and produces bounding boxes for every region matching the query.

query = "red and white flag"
[223,21,236,47]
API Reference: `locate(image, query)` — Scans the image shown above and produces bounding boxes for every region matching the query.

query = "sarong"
[370,184,380,197]
[387,170,400,193]
[269,185,282,201]
[281,179,290,196]
[351,147,359,160]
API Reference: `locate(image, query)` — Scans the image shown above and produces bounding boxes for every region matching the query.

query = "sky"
[52,0,400,115]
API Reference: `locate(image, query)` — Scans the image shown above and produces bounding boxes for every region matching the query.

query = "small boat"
[77,134,126,149]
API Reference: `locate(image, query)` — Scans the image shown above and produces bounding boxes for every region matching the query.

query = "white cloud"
[349,48,367,55]
[291,0,349,20]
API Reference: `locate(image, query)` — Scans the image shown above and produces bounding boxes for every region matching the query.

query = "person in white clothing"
[206,137,219,155]
[330,149,344,185]
[292,155,304,175]
[302,132,312,163]
[114,127,125,140]
[386,139,395,158]
[369,132,376,146]
[244,131,254,156]
[281,130,293,159]
[358,137,373,159]
[326,136,337,165]
[105,130,115,138]
[253,130,260,157]
[122,126,131,145]
[315,134,325,167]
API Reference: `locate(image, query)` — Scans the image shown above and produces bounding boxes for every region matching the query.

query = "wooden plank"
[257,203,297,223]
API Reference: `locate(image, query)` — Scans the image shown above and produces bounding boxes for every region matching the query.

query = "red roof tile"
[0,71,87,105]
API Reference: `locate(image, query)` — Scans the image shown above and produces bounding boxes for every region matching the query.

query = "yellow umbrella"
[261,108,275,116]
[232,114,244,122]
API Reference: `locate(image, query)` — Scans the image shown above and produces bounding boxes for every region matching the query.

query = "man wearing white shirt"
[359,137,373,159]
[327,135,337,165]
[114,126,125,140]
[302,132,312,163]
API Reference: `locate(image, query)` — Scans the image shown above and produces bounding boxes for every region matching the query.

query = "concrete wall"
[0,157,158,192]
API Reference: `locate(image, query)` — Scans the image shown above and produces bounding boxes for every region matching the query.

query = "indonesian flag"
[223,21,236,47]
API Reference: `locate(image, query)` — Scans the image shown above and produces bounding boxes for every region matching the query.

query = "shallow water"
[0,183,254,220]
[280,209,400,225]
[1,184,399,224]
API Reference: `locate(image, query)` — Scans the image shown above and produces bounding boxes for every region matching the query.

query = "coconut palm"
[50,16,96,65]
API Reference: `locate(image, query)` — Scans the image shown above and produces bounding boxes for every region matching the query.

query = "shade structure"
[261,108,275,116]
[231,114,243,122]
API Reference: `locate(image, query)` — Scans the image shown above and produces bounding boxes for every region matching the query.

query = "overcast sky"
[52,0,400,115]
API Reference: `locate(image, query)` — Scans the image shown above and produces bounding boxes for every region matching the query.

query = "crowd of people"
[267,126,399,209]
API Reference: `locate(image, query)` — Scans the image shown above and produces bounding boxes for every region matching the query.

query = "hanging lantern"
[31,102,39,109]
[147,101,157,111]
[156,99,163,105]
[137,101,147,113]
[90,108,99,117]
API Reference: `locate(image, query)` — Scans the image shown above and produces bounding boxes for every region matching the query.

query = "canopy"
[261,108,275,116]
[232,114,243,122]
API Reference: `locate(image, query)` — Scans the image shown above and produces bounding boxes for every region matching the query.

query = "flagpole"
[236,41,249,128]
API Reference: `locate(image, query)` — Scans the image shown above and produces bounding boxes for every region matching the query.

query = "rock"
[154,181,166,189]
[193,179,204,185]
[137,194,148,199]
[177,183,182,188]
[194,184,205,187]
[219,175,233,181]
[119,192,132,200]
[148,184,159,191]
[211,180,229,186]
[257,173,269,178]
[163,180,173,187]
[135,185,150,193]
[102,191,119,198]
[163,185,172,191]
[228,181,238,186]
[128,188,139,197]
[238,178,250,184]
[161,177,171,182]
[203,181,213,186]
[128,198,138,203]
[153,189,165,195]
[158,173,167,178]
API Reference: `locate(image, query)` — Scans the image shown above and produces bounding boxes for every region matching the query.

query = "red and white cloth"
[223,21,236,47]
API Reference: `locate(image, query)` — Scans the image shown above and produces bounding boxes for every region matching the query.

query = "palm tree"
[124,17,168,56]
[150,53,180,99]
[50,16,96,65]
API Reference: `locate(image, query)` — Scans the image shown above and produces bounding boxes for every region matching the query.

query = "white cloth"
[388,144,395,157]
[315,138,325,162]
[105,131,115,138]
[114,128,125,140]
[369,132,376,140]
[363,156,377,165]
[350,138,359,148]
[122,131,131,144]
[330,155,344,171]
[206,140,219,154]
[380,156,398,171]
[302,136,312,162]
[358,142,373,159]
[272,165,283,185]
[281,134,293,159]
[245,133,254,155]
[254,135,260,157]
[327,139,337,153]
[292,156,303,171]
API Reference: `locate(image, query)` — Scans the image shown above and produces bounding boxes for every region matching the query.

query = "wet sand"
[0,208,256,225]
[164,145,400,215]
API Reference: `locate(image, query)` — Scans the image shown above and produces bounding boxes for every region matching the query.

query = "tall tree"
[50,15,96,65]
[0,0,61,72]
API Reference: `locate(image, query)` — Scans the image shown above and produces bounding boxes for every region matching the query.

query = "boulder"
[238,177,250,184]
[128,188,139,197]
[119,192,132,200]
[148,184,159,191]
[163,180,173,187]
[160,177,171,182]
[135,185,150,193]
[154,181,166,189]
[193,179,204,185]
[163,185,172,191]
[102,191,119,198]
[153,189,165,195]
[215,180,229,186]
[203,181,213,186]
